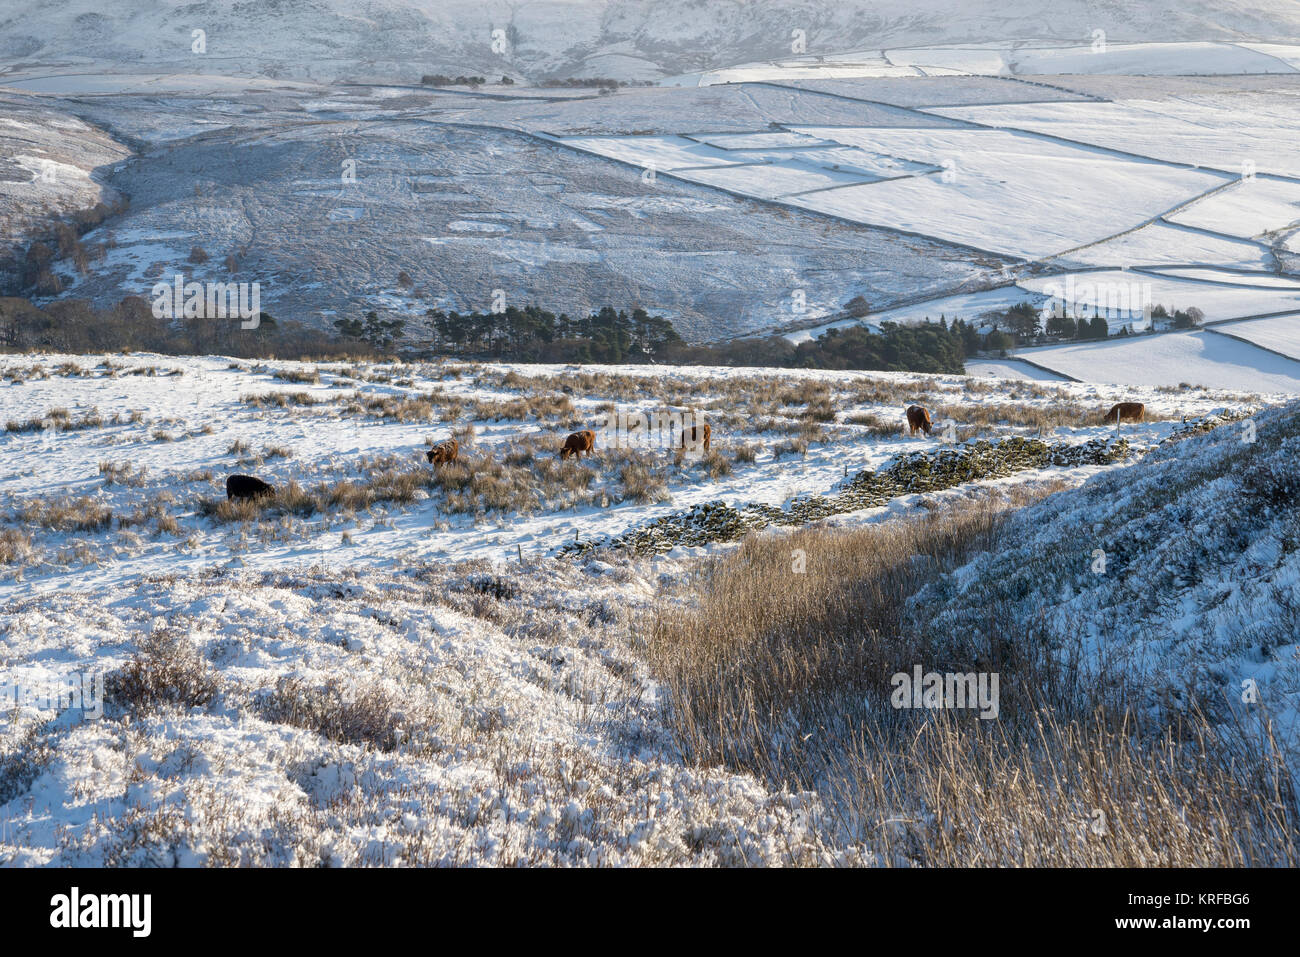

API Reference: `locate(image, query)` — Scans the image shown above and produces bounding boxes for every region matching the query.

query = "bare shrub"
[258,676,407,751]
[0,528,35,566]
[0,727,54,805]
[108,631,220,714]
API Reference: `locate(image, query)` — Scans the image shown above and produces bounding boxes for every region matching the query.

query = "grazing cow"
[559,429,595,460]
[426,439,459,466]
[226,474,276,501]
[906,405,933,437]
[1104,402,1145,424]
[680,421,711,453]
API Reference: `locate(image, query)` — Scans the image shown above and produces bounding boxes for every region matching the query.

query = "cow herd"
[225,400,1147,501]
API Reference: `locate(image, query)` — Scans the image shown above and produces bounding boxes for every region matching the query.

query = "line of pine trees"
[422,305,683,363]
[0,295,355,358]
[4,293,987,375]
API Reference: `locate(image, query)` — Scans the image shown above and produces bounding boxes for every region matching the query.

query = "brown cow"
[680,421,711,453]
[906,405,933,437]
[425,439,459,466]
[559,429,595,460]
[1103,402,1145,424]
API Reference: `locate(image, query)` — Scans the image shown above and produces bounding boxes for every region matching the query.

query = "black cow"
[226,474,276,501]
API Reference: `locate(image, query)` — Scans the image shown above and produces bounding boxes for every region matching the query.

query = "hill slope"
[6,0,1300,83]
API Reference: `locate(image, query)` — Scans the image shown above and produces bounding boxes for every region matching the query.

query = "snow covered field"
[3,355,1257,596]
[1212,314,1300,359]
[784,127,1229,259]
[1,354,1295,865]
[1018,269,1300,325]
[964,358,1073,382]
[685,40,1300,85]
[932,94,1300,178]
[1010,329,1300,391]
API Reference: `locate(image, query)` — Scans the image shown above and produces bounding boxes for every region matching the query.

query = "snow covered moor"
[0,1,1297,890]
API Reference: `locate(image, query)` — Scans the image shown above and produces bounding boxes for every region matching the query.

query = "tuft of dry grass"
[928,400,1179,433]
[676,447,732,478]
[771,437,808,459]
[272,368,321,384]
[468,393,577,424]
[0,528,35,566]
[6,407,106,433]
[346,391,446,422]
[99,461,149,487]
[844,411,900,438]
[240,391,320,408]
[17,495,113,533]
[618,462,670,504]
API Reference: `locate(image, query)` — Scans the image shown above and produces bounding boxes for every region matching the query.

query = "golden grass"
[648,490,1298,866]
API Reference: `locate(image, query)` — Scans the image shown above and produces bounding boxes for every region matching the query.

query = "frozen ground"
[0,354,1294,865]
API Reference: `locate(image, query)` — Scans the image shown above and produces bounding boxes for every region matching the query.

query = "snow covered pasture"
[0,354,1292,866]
[0,354,1268,592]
[1213,314,1300,361]
[1012,330,1300,391]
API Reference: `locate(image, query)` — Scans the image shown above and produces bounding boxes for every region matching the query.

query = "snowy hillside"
[6,70,1295,349]
[916,398,1300,735]
[4,0,1300,880]
[0,353,1272,595]
[7,0,1300,84]
[1,354,1295,865]
[0,103,128,283]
